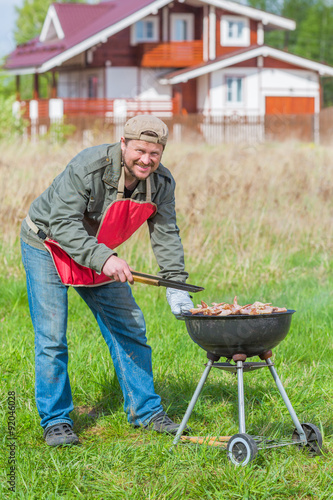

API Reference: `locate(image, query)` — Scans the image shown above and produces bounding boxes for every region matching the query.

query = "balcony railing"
[138,41,204,67]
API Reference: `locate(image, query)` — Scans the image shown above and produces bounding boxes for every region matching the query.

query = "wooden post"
[15,74,20,101]
[33,73,39,99]
[51,71,57,98]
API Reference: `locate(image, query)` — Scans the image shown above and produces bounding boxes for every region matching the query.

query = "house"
[4,0,333,135]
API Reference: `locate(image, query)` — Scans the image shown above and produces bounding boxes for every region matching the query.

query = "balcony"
[138,41,204,68]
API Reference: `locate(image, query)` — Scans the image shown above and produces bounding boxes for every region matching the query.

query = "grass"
[1,139,333,499]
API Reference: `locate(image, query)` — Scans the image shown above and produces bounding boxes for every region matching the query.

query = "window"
[221,16,250,46]
[174,19,188,40]
[170,13,194,41]
[136,20,154,40]
[226,77,243,104]
[228,21,244,39]
[88,76,98,98]
[131,16,159,44]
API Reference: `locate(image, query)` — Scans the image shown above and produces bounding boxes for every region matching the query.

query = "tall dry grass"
[0,140,83,239]
[1,138,333,289]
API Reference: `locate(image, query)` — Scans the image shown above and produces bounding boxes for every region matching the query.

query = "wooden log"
[180,436,231,447]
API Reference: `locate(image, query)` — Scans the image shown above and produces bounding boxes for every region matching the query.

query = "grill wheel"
[292,423,323,456]
[227,433,258,466]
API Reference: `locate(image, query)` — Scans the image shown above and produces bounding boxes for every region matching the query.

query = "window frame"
[131,16,159,44]
[220,15,250,47]
[225,75,245,106]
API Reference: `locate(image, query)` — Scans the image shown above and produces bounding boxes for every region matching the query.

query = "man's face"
[121,138,163,183]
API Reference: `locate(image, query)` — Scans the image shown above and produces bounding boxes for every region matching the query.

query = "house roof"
[5,0,295,74]
[159,45,333,84]
[200,0,295,30]
[5,0,168,73]
[40,3,112,41]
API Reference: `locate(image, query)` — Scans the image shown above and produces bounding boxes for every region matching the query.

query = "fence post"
[313,113,320,144]
[173,122,182,143]
[29,100,38,141]
[49,98,64,123]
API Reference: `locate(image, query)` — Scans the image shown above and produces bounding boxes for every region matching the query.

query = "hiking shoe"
[148,411,191,435]
[43,423,79,447]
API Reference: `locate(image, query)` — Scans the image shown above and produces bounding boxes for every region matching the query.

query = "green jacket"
[20,142,188,282]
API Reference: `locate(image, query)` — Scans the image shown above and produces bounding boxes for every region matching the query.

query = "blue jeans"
[21,240,163,430]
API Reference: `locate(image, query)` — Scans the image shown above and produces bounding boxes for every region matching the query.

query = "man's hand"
[166,288,194,318]
[102,255,134,284]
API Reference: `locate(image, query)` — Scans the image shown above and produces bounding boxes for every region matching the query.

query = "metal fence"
[22,110,333,145]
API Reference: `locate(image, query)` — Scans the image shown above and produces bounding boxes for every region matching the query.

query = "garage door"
[266,96,315,115]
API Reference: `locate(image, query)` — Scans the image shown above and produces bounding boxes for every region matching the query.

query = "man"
[20,115,194,446]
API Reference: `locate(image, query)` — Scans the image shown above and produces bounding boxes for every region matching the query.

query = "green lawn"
[1,240,332,499]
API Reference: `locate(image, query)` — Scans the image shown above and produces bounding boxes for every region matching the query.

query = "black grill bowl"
[181,310,295,358]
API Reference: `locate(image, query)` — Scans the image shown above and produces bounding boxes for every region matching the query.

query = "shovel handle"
[132,275,160,287]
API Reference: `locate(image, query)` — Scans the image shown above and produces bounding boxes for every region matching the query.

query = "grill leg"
[171,359,214,448]
[265,357,307,443]
[236,360,246,434]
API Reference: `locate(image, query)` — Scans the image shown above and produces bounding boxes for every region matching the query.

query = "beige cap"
[123,115,169,146]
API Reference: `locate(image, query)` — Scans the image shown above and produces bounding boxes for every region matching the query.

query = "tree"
[293,1,333,64]
[246,0,333,56]
[14,0,86,45]
[246,1,284,15]
[246,0,333,105]
[11,0,88,100]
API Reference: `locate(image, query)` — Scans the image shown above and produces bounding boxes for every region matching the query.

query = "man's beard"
[122,157,154,180]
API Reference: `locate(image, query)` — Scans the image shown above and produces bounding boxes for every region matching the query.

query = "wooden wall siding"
[61,53,85,68]
[138,41,203,67]
[168,3,203,40]
[89,5,205,69]
[181,79,197,114]
[88,28,137,67]
[215,45,242,57]
[263,57,307,71]
[215,10,258,57]
[195,8,204,41]
[250,20,257,46]
[266,96,315,115]
[231,57,258,68]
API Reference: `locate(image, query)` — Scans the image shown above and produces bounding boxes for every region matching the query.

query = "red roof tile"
[4,0,155,70]
[54,2,112,38]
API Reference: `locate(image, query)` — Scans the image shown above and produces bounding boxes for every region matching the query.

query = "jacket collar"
[102,143,122,188]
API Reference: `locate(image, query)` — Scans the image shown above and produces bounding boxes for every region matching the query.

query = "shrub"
[0,95,26,141]
[46,119,77,144]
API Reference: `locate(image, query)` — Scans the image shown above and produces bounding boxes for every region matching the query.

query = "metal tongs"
[132,271,204,293]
